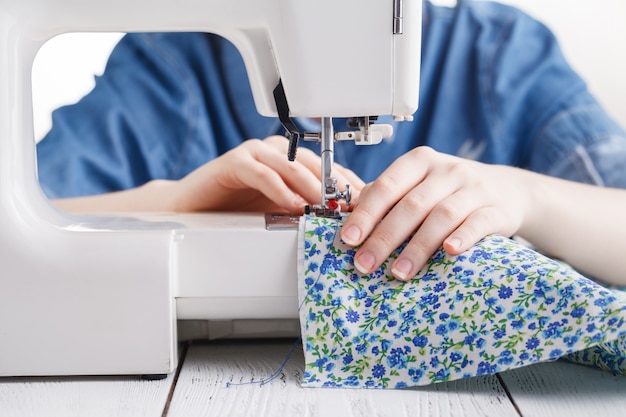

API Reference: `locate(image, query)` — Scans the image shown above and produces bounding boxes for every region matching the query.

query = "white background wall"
[32,33,123,141]
[32,0,626,141]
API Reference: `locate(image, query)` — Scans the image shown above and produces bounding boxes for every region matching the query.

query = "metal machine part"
[305,117,352,217]
[298,117,393,217]
[264,212,300,230]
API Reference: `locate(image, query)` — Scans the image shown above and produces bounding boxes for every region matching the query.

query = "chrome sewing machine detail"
[302,116,394,217]
[273,82,395,217]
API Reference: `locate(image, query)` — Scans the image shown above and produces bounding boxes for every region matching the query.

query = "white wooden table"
[1,339,625,417]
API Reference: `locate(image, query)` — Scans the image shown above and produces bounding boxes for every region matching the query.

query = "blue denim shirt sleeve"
[529,99,626,187]
[36,1,626,198]
[36,33,279,198]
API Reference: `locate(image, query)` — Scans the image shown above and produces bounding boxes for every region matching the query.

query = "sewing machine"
[0,0,421,376]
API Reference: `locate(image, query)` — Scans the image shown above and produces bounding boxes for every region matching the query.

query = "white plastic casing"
[0,0,421,376]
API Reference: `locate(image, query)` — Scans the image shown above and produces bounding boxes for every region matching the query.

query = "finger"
[334,165,366,190]
[443,206,513,255]
[264,136,366,210]
[236,191,301,214]
[242,141,318,201]
[264,135,290,146]
[389,189,482,280]
[284,143,363,190]
[350,167,462,275]
[340,147,437,246]
[258,138,334,205]
[264,136,321,179]
[353,182,373,203]
[235,154,309,212]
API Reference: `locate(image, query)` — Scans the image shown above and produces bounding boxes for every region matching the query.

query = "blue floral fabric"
[297,215,626,389]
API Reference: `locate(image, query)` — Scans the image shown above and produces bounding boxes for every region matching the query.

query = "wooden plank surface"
[3,340,625,417]
[499,360,626,417]
[0,373,175,417]
[166,339,520,417]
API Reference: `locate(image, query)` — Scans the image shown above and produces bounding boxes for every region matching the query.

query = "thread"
[226,337,302,388]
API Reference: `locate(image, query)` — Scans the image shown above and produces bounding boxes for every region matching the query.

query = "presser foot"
[304,203,343,219]
[305,181,351,218]
[305,184,350,218]
[305,204,343,219]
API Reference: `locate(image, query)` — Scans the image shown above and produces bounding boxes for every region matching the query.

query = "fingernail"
[354,250,375,274]
[342,225,361,245]
[445,237,462,252]
[392,258,413,281]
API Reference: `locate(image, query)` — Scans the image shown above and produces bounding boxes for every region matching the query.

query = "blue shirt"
[37,1,626,198]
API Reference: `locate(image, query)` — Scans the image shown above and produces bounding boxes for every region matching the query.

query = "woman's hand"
[340,146,538,281]
[169,135,363,213]
[54,135,365,214]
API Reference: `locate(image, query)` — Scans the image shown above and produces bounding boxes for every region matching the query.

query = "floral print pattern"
[297,215,626,389]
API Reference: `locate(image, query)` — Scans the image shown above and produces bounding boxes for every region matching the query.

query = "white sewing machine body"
[0,0,421,376]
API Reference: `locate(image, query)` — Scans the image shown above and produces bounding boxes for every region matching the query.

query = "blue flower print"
[344,376,359,387]
[526,337,540,350]
[408,367,424,383]
[511,320,524,330]
[469,249,492,263]
[476,361,497,376]
[550,349,564,359]
[435,368,450,380]
[429,356,440,368]
[498,286,513,299]
[372,364,386,378]
[333,317,344,329]
[594,298,609,307]
[298,215,626,389]
[413,335,428,348]
[345,309,360,323]
[435,324,448,336]
[387,348,409,369]
[498,351,514,366]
